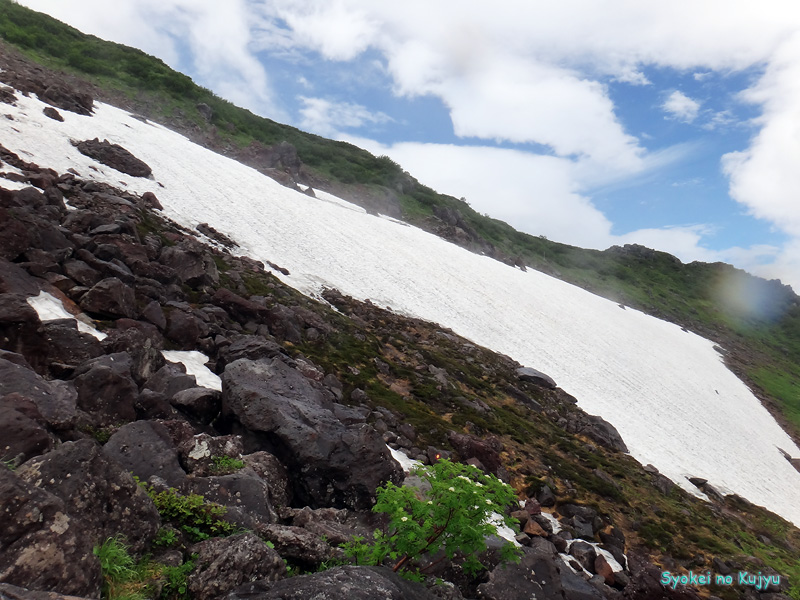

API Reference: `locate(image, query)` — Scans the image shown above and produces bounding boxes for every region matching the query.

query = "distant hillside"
[1,0,799,444]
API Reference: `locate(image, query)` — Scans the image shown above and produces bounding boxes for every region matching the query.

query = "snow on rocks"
[161,350,221,391]
[27,290,106,340]
[3,89,800,526]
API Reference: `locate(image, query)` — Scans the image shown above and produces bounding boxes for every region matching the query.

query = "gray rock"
[103,420,186,486]
[188,533,285,600]
[79,277,135,318]
[73,360,139,426]
[569,540,597,572]
[16,439,159,553]
[227,565,438,599]
[242,451,292,509]
[0,358,76,429]
[222,359,401,510]
[0,467,102,597]
[171,387,221,423]
[516,366,557,389]
[184,471,274,527]
[254,523,333,567]
[478,538,604,600]
[0,582,95,599]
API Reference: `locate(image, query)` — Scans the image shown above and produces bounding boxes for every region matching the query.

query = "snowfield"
[3,93,800,525]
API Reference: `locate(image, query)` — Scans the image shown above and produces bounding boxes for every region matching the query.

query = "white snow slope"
[3,93,800,526]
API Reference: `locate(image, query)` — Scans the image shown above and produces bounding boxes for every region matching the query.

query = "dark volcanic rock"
[242,451,292,509]
[42,83,93,116]
[145,363,198,400]
[222,358,401,510]
[186,471,274,528]
[73,358,139,425]
[171,387,221,423]
[42,107,64,122]
[73,138,151,177]
[447,431,504,476]
[79,277,136,319]
[0,293,48,372]
[516,366,557,389]
[0,583,96,599]
[159,245,218,288]
[188,533,285,600]
[477,538,604,600]
[0,358,77,429]
[0,467,102,597]
[16,439,159,553]
[212,288,269,324]
[569,540,597,572]
[103,420,186,486]
[228,565,438,600]
[254,523,332,566]
[0,396,52,466]
[102,323,166,385]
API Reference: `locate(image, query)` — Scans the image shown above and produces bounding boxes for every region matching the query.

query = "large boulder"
[0,467,102,597]
[184,471,274,528]
[0,358,77,429]
[227,565,438,599]
[73,139,150,177]
[16,439,159,553]
[0,583,95,599]
[447,431,504,476]
[0,395,52,466]
[516,366,557,389]
[211,289,269,325]
[72,356,139,425]
[187,533,285,600]
[477,538,604,600]
[222,358,401,510]
[102,421,186,486]
[79,277,136,319]
[0,293,48,373]
[159,245,218,288]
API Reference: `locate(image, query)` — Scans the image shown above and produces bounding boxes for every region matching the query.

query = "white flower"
[448,486,455,492]
[401,516,408,522]
[485,499,492,504]
[427,501,433,505]
[475,482,483,487]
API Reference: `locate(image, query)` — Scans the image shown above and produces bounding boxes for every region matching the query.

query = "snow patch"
[161,350,221,391]
[388,446,421,473]
[26,291,107,340]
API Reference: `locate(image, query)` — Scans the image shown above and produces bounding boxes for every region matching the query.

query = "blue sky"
[18,0,800,290]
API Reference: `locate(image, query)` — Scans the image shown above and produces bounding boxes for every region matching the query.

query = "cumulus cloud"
[298,97,392,137]
[662,91,701,123]
[18,0,283,119]
[17,0,800,288]
[723,32,800,240]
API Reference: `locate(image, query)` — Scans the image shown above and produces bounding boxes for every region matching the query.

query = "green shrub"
[138,482,237,541]
[342,459,521,580]
[210,455,245,473]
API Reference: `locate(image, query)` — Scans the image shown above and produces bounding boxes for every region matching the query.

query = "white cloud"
[17,0,800,289]
[298,97,392,137]
[723,32,800,241]
[662,91,701,123]
[18,0,283,119]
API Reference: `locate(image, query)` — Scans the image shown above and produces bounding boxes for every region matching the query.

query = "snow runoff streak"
[2,93,800,525]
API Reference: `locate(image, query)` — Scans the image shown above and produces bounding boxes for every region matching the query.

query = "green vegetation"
[210,455,245,474]
[93,535,197,600]
[343,459,521,580]
[94,535,145,600]
[138,482,238,541]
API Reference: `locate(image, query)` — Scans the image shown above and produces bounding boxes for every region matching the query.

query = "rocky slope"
[0,71,798,600]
